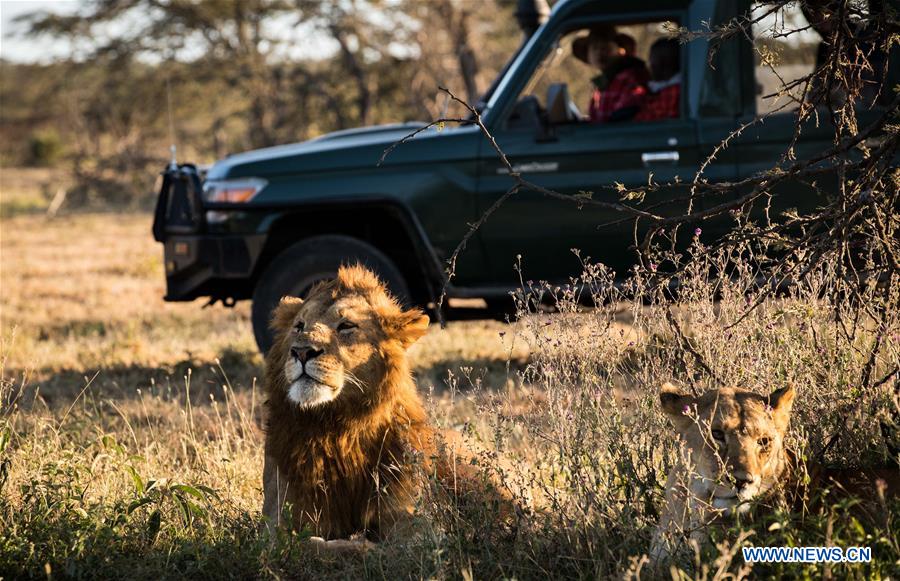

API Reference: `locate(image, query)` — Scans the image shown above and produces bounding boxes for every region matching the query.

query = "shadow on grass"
[0,500,380,580]
[4,347,263,411]
[5,349,532,412]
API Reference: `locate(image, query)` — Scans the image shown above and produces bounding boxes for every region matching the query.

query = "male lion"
[261,264,511,545]
[650,382,796,562]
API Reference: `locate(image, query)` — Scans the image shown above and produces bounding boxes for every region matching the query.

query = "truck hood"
[205,122,430,180]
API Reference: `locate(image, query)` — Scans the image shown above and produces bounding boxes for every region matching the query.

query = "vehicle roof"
[547,0,693,24]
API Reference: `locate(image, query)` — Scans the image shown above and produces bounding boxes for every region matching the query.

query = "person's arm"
[607,70,646,122]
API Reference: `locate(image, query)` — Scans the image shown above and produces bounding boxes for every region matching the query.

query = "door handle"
[641,151,679,166]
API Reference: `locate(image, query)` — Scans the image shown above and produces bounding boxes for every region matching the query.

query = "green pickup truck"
[152,0,896,353]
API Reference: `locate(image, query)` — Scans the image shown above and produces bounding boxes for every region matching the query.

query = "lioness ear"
[659,382,695,430]
[768,385,795,431]
[389,309,430,348]
[270,296,303,333]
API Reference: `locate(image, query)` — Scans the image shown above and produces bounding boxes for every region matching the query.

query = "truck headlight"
[202,178,267,204]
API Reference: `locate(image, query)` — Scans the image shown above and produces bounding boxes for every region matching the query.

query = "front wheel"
[251,235,410,354]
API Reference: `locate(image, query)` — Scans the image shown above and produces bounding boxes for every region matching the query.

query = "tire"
[251,235,410,354]
[485,296,517,320]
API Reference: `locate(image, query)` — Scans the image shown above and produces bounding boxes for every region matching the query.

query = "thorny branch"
[381,2,899,445]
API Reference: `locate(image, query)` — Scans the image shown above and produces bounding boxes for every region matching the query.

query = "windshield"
[520,42,565,100]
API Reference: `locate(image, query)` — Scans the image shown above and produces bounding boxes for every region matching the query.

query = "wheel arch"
[252,200,445,308]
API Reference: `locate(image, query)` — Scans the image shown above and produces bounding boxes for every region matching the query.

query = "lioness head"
[268,265,429,410]
[660,383,795,513]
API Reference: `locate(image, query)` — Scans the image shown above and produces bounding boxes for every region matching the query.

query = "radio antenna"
[166,74,177,170]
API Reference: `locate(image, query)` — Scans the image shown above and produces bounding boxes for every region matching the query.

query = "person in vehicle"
[614,32,637,58]
[573,25,649,123]
[636,38,681,121]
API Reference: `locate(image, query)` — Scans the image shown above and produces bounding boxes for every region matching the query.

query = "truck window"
[751,2,821,115]
[507,20,680,127]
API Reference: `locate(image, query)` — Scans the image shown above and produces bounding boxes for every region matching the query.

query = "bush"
[28,129,64,167]
[443,241,899,578]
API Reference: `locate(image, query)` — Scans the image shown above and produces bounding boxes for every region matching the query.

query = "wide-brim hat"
[572,24,617,64]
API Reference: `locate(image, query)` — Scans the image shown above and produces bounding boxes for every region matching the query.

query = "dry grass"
[0,167,71,218]
[0,210,526,398]
[0,210,532,578]
[1,209,898,580]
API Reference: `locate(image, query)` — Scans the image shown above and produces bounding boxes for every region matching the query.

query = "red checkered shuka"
[635,83,680,122]
[588,67,648,123]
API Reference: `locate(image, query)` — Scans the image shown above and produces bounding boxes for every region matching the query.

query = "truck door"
[477,120,699,286]
[732,2,836,220]
[476,18,699,287]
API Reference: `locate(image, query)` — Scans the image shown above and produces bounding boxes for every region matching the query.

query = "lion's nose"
[291,346,324,363]
[732,473,755,491]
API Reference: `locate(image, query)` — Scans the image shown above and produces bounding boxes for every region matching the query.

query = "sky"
[0,1,79,63]
[0,0,345,64]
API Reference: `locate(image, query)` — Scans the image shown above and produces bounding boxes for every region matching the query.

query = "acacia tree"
[399,0,521,119]
[18,0,299,149]
[16,0,522,152]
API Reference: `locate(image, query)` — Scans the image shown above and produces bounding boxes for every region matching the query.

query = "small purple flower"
[682,405,691,414]
[694,227,702,237]
[650,263,658,272]
[765,404,773,413]
[628,341,634,346]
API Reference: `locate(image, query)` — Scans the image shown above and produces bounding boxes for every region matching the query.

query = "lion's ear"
[659,382,695,430]
[270,296,303,333]
[768,385,795,432]
[388,309,430,348]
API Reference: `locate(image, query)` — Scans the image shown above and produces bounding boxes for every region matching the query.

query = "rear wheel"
[251,235,410,354]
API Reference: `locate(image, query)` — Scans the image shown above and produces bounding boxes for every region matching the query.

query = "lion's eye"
[711,429,726,442]
[337,321,358,333]
[758,437,771,450]
[294,320,305,332]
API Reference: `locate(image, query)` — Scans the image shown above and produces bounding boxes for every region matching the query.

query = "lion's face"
[268,265,429,410]
[660,383,795,514]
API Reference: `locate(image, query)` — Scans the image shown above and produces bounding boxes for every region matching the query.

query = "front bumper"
[163,234,266,301]
[154,163,267,302]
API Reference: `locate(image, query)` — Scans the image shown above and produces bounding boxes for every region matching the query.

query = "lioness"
[650,382,796,562]
[262,264,510,544]
[651,382,899,564]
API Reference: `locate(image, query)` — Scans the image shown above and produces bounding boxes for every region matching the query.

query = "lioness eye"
[711,429,725,441]
[758,437,771,449]
[337,321,357,332]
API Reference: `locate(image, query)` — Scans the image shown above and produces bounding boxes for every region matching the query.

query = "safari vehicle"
[152,0,897,353]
